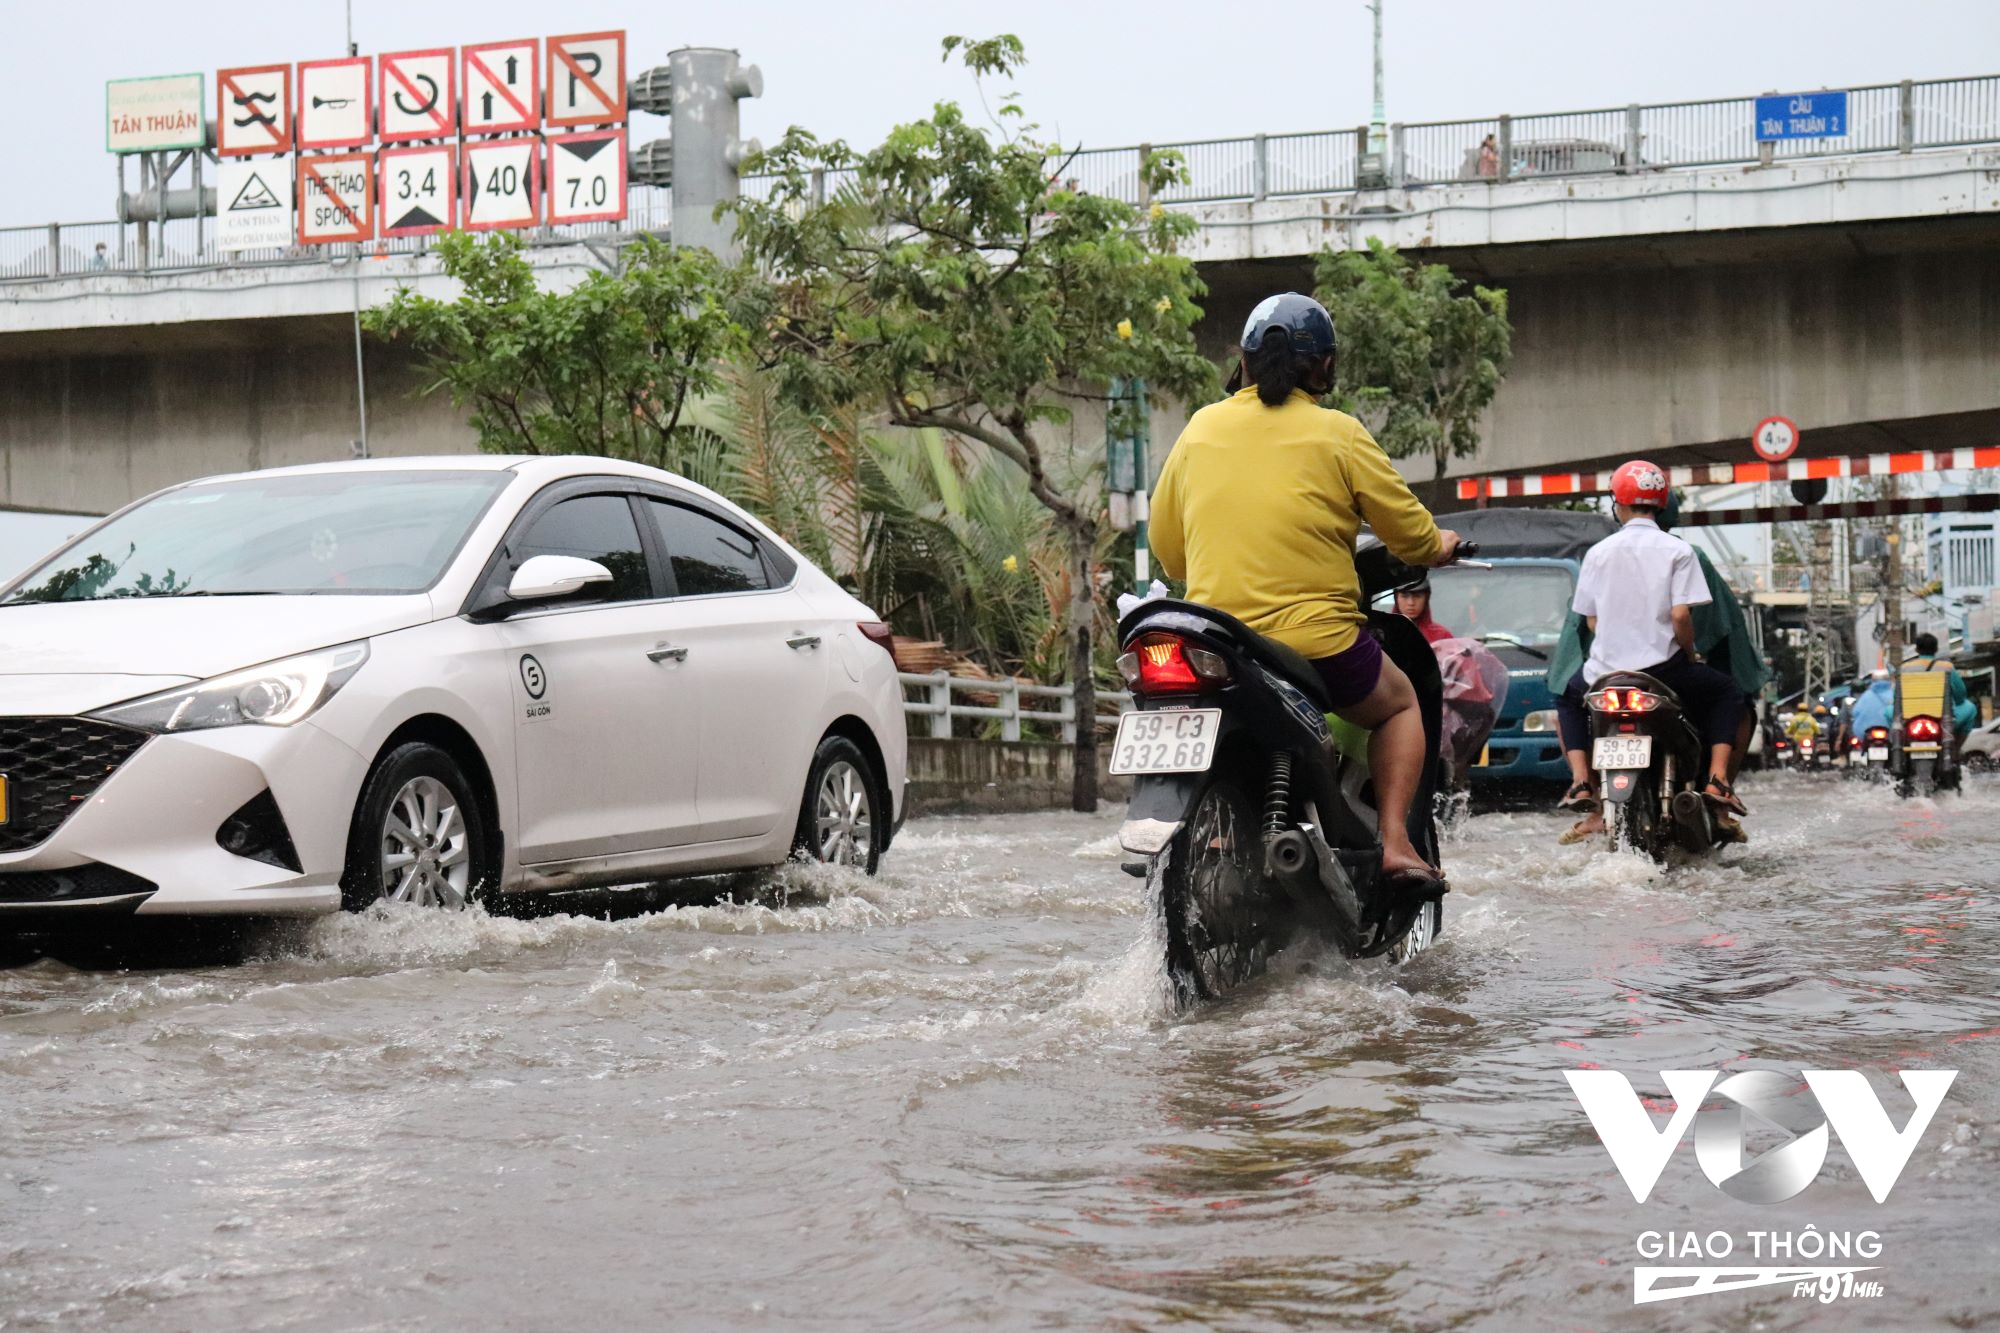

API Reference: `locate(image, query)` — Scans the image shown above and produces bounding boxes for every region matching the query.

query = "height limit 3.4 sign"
[548,130,626,224]
[299,153,375,244]
[380,145,455,237]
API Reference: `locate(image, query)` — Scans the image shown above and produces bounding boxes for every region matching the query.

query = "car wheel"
[792,736,883,875]
[341,742,495,910]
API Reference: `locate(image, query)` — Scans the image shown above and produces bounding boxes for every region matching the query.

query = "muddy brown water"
[3,775,1996,1330]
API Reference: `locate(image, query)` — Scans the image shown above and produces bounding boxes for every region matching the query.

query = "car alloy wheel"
[814,760,873,868]
[379,775,473,908]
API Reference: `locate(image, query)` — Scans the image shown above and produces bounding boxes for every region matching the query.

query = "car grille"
[0,718,150,854]
[0,864,156,905]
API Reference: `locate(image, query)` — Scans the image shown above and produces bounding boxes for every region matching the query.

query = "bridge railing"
[899,671,1133,743]
[3,73,1995,284]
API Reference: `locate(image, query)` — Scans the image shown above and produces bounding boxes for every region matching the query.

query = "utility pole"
[346,0,368,459]
[1884,474,1905,724]
[1365,0,1387,156]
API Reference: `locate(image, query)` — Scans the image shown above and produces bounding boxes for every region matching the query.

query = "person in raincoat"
[1545,492,1770,842]
[1906,632,1980,744]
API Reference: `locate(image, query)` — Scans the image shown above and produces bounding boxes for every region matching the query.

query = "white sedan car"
[0,457,907,917]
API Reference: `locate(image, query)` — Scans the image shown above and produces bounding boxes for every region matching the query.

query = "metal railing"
[3,73,1994,284]
[899,671,1132,743]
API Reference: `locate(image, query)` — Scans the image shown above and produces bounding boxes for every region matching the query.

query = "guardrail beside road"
[899,672,1133,743]
[3,72,1994,284]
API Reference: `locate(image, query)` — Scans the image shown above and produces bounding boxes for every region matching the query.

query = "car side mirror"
[507,554,613,603]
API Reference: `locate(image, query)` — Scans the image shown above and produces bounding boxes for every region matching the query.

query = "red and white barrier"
[1456,447,2000,501]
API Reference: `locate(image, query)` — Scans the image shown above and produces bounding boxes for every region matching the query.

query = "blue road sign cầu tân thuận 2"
[1754,90,1849,141]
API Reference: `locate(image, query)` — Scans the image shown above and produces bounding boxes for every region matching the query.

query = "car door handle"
[647,643,689,664]
[786,634,822,651]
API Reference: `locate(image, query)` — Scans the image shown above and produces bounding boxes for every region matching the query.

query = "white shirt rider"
[1573,514,1710,683]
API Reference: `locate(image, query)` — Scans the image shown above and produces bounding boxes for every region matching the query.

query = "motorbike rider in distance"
[1148,292,1461,892]
[1552,460,1751,839]
[1395,573,1455,644]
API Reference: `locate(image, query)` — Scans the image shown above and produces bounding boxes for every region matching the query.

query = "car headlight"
[1521,709,1558,732]
[90,642,370,733]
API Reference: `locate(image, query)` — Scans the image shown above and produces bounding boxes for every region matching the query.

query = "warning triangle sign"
[563,137,611,163]
[391,204,444,232]
[229,171,282,210]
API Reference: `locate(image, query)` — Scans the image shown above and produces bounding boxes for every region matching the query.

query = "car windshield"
[2,470,511,602]
[1422,565,1576,648]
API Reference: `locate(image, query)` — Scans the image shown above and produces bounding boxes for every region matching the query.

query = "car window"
[513,495,649,603]
[644,500,769,597]
[2,470,510,601]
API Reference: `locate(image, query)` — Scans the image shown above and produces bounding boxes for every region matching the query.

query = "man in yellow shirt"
[1149,292,1460,889]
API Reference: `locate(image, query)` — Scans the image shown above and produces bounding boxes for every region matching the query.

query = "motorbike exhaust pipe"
[1670,790,1712,852]
[1264,829,1322,907]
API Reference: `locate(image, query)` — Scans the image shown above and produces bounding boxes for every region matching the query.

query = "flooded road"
[3,775,1997,1330]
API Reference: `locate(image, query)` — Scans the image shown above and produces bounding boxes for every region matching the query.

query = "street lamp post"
[1365,0,1387,157]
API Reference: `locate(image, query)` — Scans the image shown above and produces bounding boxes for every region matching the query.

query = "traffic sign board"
[1753,415,1801,463]
[217,158,293,252]
[463,39,540,134]
[298,57,373,150]
[547,130,627,224]
[216,64,291,156]
[546,31,625,126]
[380,145,455,236]
[1755,91,1849,142]
[107,73,204,153]
[379,48,455,142]
[463,138,540,229]
[299,152,375,244]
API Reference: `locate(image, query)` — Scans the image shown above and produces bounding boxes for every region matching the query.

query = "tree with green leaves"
[363,232,744,475]
[1313,239,1511,505]
[731,34,1215,809]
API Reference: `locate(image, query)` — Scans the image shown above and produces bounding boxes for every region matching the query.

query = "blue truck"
[1420,508,1620,790]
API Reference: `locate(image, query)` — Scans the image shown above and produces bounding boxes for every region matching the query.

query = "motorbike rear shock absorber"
[1264,751,1294,836]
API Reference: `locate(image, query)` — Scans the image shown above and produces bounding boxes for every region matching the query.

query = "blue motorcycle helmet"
[1232,293,1338,404]
[1240,292,1337,358]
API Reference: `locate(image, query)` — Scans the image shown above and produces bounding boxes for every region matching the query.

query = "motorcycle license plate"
[1592,735,1653,771]
[1867,747,1889,762]
[1109,709,1222,775]
[1906,743,1941,755]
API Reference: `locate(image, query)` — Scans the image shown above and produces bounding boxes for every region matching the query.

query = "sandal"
[1382,865,1448,898]
[1558,819,1601,846]
[1703,775,1748,816]
[1557,781,1598,813]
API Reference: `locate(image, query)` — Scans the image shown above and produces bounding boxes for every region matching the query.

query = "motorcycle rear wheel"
[1606,776,1663,862]
[1159,775,1283,1006]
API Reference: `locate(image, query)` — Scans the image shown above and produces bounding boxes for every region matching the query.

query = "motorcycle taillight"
[1866,727,1890,742]
[1586,687,1661,714]
[1118,633,1228,695]
[1906,715,1943,742]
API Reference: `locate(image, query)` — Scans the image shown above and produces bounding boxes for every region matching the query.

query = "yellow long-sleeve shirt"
[1148,387,1443,659]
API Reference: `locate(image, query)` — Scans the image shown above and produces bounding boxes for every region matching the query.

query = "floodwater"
[3,776,1997,1331]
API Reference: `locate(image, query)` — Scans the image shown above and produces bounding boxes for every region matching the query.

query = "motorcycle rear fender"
[1119,773,1205,855]
[1599,768,1645,805]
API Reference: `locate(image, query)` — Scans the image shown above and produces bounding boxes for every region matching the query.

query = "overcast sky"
[4,0,1996,227]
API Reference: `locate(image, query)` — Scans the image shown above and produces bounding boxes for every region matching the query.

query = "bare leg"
[1332,656,1432,877]
[1561,748,1605,837]
[1728,709,1753,783]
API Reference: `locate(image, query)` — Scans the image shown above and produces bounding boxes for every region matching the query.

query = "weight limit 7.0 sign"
[548,130,627,224]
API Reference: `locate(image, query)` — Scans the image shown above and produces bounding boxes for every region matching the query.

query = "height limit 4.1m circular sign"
[1753,414,1800,463]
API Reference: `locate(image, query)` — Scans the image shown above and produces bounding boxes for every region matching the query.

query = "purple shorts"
[1310,632,1384,710]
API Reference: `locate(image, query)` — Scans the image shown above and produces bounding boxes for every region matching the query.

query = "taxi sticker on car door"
[518,654,553,723]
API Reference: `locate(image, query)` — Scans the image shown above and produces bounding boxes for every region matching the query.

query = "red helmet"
[1611,459,1670,508]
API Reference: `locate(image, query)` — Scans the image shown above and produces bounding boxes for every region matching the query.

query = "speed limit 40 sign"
[1753,415,1800,463]
[462,138,540,230]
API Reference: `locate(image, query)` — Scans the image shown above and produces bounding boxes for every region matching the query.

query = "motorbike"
[1111,541,1477,1007]
[1584,671,1736,861]
[1893,718,1960,798]
[1849,725,1892,780]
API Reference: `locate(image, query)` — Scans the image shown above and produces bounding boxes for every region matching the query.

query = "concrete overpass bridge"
[3,72,1998,515]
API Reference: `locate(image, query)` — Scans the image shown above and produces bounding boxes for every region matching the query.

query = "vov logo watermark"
[1564,1068,1957,1306]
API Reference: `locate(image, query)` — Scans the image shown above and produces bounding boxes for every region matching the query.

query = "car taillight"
[856,620,896,659]
[1586,687,1660,714]
[1906,715,1942,741]
[1118,633,1227,695]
